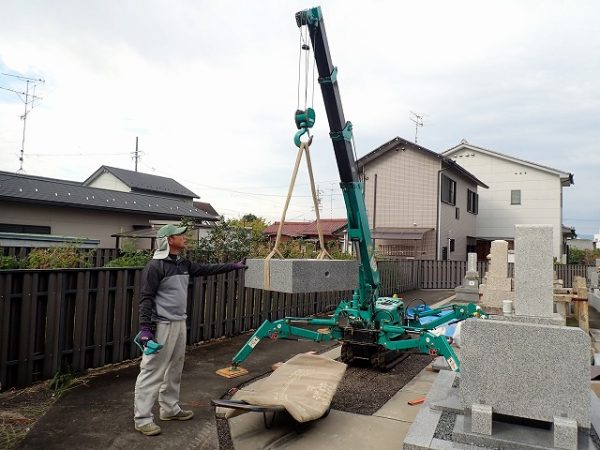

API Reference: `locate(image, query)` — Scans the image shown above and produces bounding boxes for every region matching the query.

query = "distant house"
[263,219,348,251]
[442,140,574,262]
[357,137,488,261]
[567,238,594,251]
[0,167,219,248]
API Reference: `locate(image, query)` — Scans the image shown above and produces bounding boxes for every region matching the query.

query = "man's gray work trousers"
[134,320,187,427]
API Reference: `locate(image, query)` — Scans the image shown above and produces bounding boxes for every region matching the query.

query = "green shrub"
[568,247,600,265]
[0,255,20,269]
[25,246,91,269]
[105,241,152,267]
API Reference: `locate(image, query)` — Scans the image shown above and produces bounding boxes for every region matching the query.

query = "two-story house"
[357,137,487,261]
[442,140,574,261]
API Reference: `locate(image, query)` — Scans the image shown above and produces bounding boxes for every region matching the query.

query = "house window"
[511,189,521,205]
[455,207,460,220]
[442,246,448,260]
[440,174,456,205]
[467,189,478,214]
[0,223,51,234]
[449,239,455,252]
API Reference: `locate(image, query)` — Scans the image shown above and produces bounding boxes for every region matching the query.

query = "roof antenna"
[1,73,45,173]
[409,110,424,144]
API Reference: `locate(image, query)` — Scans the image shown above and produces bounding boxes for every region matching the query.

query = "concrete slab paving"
[274,410,412,450]
[373,389,427,422]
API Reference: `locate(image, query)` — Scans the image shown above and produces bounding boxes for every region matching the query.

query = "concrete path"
[227,345,439,450]
[18,289,454,449]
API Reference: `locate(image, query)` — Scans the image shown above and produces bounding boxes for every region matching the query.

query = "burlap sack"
[222,352,346,422]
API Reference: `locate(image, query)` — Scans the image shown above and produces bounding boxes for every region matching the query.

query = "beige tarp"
[222,353,347,423]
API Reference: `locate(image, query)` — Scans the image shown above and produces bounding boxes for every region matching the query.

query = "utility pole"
[133,136,140,172]
[330,183,334,219]
[409,111,424,144]
[1,73,44,173]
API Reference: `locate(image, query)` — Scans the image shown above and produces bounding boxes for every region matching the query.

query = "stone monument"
[403,225,596,450]
[479,240,514,309]
[454,252,480,303]
[503,225,565,326]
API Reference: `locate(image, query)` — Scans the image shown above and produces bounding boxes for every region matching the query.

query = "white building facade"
[443,141,573,261]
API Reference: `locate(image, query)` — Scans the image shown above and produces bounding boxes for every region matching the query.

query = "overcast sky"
[1,1,599,236]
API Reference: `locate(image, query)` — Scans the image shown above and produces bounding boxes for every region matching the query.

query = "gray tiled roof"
[0,171,216,220]
[357,137,488,188]
[83,166,198,198]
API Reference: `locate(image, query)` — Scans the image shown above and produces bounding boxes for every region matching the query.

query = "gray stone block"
[460,319,591,428]
[403,371,453,450]
[471,403,492,435]
[244,258,359,293]
[588,267,599,288]
[554,416,578,450]
[455,286,479,303]
[402,404,440,449]
[514,225,554,317]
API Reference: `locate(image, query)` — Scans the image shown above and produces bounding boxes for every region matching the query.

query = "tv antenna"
[1,72,45,173]
[409,110,424,144]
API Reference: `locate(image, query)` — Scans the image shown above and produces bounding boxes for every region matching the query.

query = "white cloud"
[1,0,599,233]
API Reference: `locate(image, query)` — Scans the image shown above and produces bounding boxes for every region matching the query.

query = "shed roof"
[0,171,216,221]
[371,227,434,240]
[263,219,347,238]
[83,166,198,198]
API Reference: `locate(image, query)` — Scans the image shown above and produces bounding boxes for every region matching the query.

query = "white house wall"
[448,149,563,259]
[86,173,130,192]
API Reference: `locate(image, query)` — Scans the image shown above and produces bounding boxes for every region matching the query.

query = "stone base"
[403,370,600,450]
[244,258,359,293]
[453,414,595,450]
[492,312,566,326]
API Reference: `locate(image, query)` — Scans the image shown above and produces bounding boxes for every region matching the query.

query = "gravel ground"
[433,411,456,441]
[331,353,433,415]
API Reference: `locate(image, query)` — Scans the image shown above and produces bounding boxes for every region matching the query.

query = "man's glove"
[232,258,247,270]
[138,325,154,347]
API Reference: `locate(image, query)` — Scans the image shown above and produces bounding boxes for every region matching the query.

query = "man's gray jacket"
[139,256,237,326]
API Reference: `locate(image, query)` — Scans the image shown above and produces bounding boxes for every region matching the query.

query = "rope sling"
[263,136,331,290]
[263,19,331,289]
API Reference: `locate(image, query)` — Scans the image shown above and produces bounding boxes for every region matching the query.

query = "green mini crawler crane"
[218,6,486,378]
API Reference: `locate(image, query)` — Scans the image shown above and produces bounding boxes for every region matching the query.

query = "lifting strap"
[264,137,331,289]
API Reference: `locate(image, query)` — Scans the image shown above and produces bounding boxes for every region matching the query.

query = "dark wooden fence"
[405,260,589,290]
[0,268,352,390]
[1,260,592,390]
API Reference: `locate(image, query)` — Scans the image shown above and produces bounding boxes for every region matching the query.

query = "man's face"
[168,233,187,252]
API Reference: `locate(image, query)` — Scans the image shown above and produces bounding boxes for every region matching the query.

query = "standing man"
[134,224,246,436]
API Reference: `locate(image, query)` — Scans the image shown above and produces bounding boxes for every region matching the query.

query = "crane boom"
[296,6,379,310]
